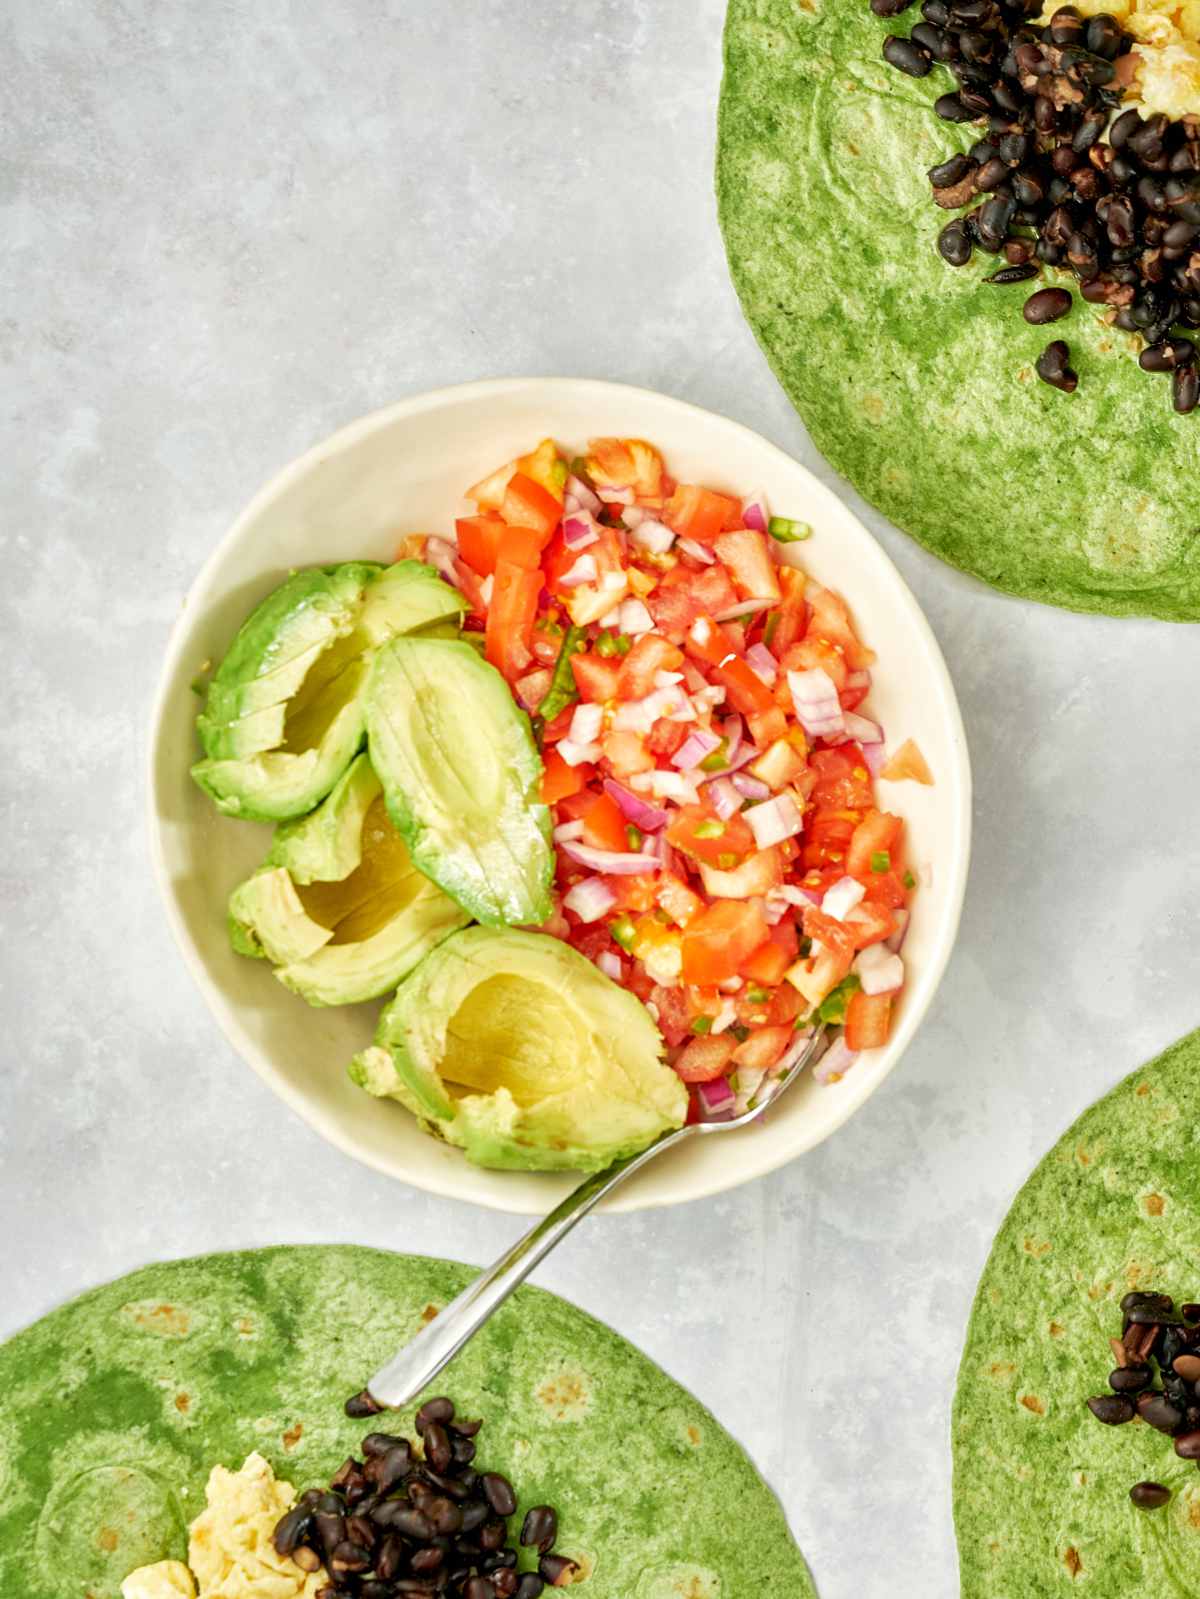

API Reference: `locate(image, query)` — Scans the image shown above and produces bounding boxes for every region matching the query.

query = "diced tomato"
[845,901,897,951]
[571,652,621,703]
[713,530,781,601]
[497,523,546,571]
[779,636,849,694]
[880,737,934,785]
[747,707,788,746]
[740,938,792,986]
[657,872,703,927]
[683,615,777,717]
[568,923,621,966]
[603,873,658,913]
[801,905,857,968]
[542,530,576,594]
[616,633,684,699]
[514,668,552,711]
[540,750,590,805]
[802,812,857,872]
[468,440,565,510]
[732,1025,791,1072]
[846,810,903,881]
[809,746,875,811]
[586,437,665,499]
[650,983,695,1047]
[541,703,576,745]
[681,900,771,985]
[580,792,629,853]
[601,729,654,775]
[532,622,563,665]
[845,990,893,1051]
[485,560,540,681]
[750,737,807,791]
[699,846,784,900]
[647,565,739,642]
[500,472,561,544]
[807,585,875,670]
[664,484,740,544]
[455,514,508,576]
[646,718,689,759]
[766,982,804,1027]
[863,864,909,911]
[666,804,756,869]
[673,1033,739,1083]
[768,567,808,655]
[555,787,600,823]
[841,676,870,713]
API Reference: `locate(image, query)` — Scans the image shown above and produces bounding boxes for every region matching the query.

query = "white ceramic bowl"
[149,378,970,1214]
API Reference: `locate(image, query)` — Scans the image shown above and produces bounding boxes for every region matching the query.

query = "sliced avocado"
[349,926,687,1172]
[364,638,553,927]
[193,561,464,821]
[228,753,469,1005]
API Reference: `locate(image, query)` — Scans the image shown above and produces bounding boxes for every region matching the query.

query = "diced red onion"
[711,1000,738,1036]
[514,669,551,712]
[630,518,675,555]
[480,575,494,606]
[854,943,904,996]
[717,976,744,993]
[769,884,819,910]
[697,1076,736,1119]
[553,819,585,843]
[731,772,770,802]
[712,599,775,623]
[596,950,624,982]
[603,778,668,832]
[562,512,601,551]
[566,473,602,513]
[672,728,722,771]
[733,1064,767,1110]
[745,643,778,686]
[598,606,623,629]
[595,482,633,505]
[886,907,910,952]
[618,597,654,635]
[862,741,887,778]
[613,684,694,735]
[569,701,604,745]
[814,1035,860,1084]
[621,505,647,528]
[762,897,787,926]
[723,713,744,764]
[708,776,742,820]
[632,768,699,805]
[822,875,866,920]
[560,839,662,875]
[775,1029,816,1077]
[846,669,871,692]
[677,537,715,565]
[745,794,803,849]
[788,668,845,739]
[563,877,617,923]
[557,737,602,768]
[741,493,769,534]
[425,536,459,585]
[701,740,759,781]
[563,493,581,515]
[842,711,883,744]
[654,669,685,687]
[560,553,598,588]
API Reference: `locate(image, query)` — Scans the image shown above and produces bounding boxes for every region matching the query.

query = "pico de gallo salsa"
[410,436,923,1122]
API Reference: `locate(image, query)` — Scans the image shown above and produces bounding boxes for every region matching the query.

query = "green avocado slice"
[350,926,687,1172]
[364,637,553,928]
[192,561,464,821]
[228,753,469,1006]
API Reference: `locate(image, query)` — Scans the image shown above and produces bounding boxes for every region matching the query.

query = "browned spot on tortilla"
[122,1301,191,1337]
[1136,1081,1151,1097]
[1143,1193,1165,1216]
[1087,1279,1112,1300]
[535,1366,592,1423]
[97,1527,119,1552]
[283,1421,303,1451]
[1049,1321,1065,1338]
[1064,1546,1082,1577]
[686,1425,702,1447]
[235,1316,256,1337]
[847,140,860,155]
[1022,1237,1052,1258]
[1097,338,1113,353]
[862,393,885,424]
[989,1361,1015,1380]
[1076,1145,1091,1165]
[174,1392,190,1413]
[420,1304,440,1326]
[1019,1394,1045,1415]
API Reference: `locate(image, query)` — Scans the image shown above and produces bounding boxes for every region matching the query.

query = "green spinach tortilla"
[717,0,1200,619]
[953,1028,1200,1595]
[0,1246,813,1599]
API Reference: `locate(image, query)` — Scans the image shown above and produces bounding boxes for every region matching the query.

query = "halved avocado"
[349,926,687,1172]
[228,753,469,1005]
[193,561,464,821]
[365,638,553,927]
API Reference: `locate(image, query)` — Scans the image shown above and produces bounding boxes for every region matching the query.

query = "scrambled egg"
[121,1453,324,1599]
[1042,0,1200,116]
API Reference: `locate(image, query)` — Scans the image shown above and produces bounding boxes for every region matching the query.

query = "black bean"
[922,0,951,22]
[1129,115,1169,163]
[1138,1393,1184,1433]
[461,1500,491,1533]
[450,1417,484,1438]
[1140,338,1197,373]
[465,1580,497,1599]
[997,132,1029,165]
[1139,176,1169,215]
[344,1387,384,1418]
[1126,1295,1176,1322]
[1131,1482,1171,1510]
[1021,286,1071,324]
[482,1550,519,1572]
[330,1539,372,1576]
[1175,366,1200,415]
[375,1533,404,1581]
[1109,1364,1152,1392]
[452,1433,478,1466]
[516,1578,546,1599]
[479,1516,509,1552]
[1085,13,1124,58]
[1012,170,1045,207]
[373,1503,435,1538]
[1060,46,1115,84]
[426,1495,464,1536]
[1184,1304,1200,1322]
[977,194,1016,250]
[976,156,1011,191]
[884,35,933,75]
[520,1505,559,1554]
[935,92,978,122]
[1071,109,1107,153]
[929,153,975,189]
[986,262,1039,283]
[1175,1427,1200,1458]
[1107,108,1141,151]
[959,28,994,62]
[1034,96,1058,135]
[1106,196,1136,249]
[315,1510,347,1553]
[1047,5,1084,46]
[1110,154,1138,188]
[424,1420,454,1474]
[362,1431,408,1459]
[1087,1393,1135,1425]
[871,0,917,14]
[481,1472,518,1517]
[1067,231,1099,279]
[538,1554,580,1589]
[992,79,1024,114]
[415,1396,455,1433]
[493,1572,520,1599]
[273,1506,313,1557]
[411,1546,445,1574]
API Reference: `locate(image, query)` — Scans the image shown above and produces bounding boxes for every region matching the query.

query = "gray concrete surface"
[4,3,1198,1594]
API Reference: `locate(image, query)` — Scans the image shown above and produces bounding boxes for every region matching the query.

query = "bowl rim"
[147,375,972,1212]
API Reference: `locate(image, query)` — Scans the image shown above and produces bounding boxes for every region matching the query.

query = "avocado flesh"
[193,561,464,822]
[365,638,553,928]
[350,927,687,1172]
[228,754,468,1005]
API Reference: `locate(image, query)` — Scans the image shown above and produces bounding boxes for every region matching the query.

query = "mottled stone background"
[3,3,1198,1594]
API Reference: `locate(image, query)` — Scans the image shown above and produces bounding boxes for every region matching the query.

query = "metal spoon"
[361,1025,827,1411]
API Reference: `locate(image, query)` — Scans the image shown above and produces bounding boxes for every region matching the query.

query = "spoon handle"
[366,1125,690,1410]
